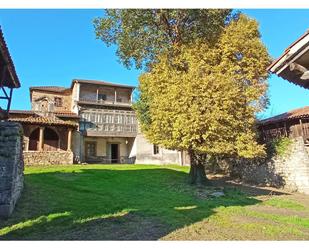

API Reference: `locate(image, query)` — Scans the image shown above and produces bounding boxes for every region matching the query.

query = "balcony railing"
[78,98,132,107]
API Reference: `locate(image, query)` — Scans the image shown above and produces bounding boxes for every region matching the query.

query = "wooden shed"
[259,106,309,143]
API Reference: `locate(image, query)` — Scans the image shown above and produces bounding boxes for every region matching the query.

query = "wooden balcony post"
[38,127,45,151]
[114,88,117,103]
[67,128,72,151]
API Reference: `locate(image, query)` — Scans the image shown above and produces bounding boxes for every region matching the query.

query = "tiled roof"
[72,79,135,89]
[9,110,80,118]
[0,26,20,88]
[29,86,70,93]
[259,106,309,125]
[8,116,78,127]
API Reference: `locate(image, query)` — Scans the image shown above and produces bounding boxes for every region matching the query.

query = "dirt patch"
[43,213,171,240]
[249,205,309,218]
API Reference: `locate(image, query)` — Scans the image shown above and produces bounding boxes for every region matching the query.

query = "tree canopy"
[94,9,234,69]
[135,15,271,160]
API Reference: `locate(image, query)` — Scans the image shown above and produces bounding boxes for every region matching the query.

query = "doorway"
[111,144,119,163]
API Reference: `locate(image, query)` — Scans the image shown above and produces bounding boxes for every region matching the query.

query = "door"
[111,144,119,163]
[85,142,96,159]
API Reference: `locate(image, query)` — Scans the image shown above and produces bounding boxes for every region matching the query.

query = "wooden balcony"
[78,98,132,108]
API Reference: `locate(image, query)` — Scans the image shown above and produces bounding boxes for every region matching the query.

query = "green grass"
[262,197,306,211]
[0,164,309,240]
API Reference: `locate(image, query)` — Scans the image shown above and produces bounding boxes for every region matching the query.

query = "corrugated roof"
[259,106,309,125]
[0,26,20,88]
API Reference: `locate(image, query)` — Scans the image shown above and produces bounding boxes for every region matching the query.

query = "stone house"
[9,79,187,165]
[9,86,80,165]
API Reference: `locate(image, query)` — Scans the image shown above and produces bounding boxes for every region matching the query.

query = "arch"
[28,127,40,151]
[43,127,59,151]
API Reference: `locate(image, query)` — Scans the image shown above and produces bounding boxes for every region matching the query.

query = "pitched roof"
[259,106,309,125]
[0,26,20,88]
[267,29,309,89]
[71,79,135,89]
[9,109,80,119]
[8,115,78,127]
[29,86,70,93]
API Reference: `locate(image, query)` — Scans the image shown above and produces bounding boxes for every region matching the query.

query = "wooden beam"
[6,88,13,112]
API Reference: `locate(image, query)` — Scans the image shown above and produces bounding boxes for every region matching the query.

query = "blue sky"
[0,9,309,118]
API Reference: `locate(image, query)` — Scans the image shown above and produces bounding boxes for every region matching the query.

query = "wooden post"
[38,127,44,151]
[114,88,117,103]
[300,119,304,137]
[284,122,288,137]
[6,88,13,112]
[67,128,72,151]
[96,88,99,102]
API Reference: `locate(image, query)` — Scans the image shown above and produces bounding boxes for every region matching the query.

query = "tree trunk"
[188,150,210,185]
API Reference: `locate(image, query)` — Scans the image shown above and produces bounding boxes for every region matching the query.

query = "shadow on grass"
[0,167,288,240]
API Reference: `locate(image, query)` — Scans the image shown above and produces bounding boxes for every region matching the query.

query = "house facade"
[9,86,79,165]
[9,79,187,166]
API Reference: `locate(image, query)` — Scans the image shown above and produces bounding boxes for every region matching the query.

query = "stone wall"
[23,151,73,165]
[0,122,24,218]
[226,137,309,194]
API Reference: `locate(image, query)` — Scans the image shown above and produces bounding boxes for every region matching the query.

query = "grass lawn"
[0,164,309,240]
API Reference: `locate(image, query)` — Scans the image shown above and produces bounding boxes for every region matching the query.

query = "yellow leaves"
[136,14,270,158]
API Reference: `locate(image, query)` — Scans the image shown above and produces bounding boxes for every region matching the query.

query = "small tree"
[135,15,271,185]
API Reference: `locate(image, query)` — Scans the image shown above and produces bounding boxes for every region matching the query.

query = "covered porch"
[8,115,78,165]
[82,136,136,164]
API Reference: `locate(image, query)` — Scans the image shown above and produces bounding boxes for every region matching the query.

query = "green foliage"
[266,137,293,157]
[94,9,234,69]
[135,15,271,159]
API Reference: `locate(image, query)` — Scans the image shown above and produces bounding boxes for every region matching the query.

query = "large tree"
[94,9,234,69]
[135,15,271,184]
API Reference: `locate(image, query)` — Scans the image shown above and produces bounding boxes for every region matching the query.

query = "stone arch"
[28,127,40,151]
[43,127,59,151]
[28,126,60,151]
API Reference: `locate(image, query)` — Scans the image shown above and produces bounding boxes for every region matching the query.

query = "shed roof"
[259,106,309,125]
[0,26,20,88]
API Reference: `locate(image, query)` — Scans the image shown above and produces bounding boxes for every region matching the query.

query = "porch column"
[67,128,72,151]
[38,127,45,151]
[114,88,117,103]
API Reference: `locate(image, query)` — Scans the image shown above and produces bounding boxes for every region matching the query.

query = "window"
[153,144,159,155]
[54,97,63,107]
[98,93,107,101]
